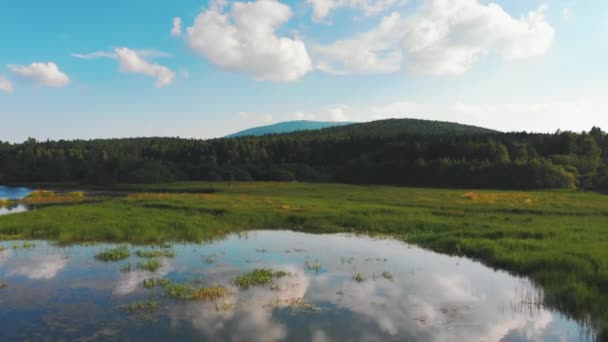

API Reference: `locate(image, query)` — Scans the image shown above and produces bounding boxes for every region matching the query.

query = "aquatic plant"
[119,300,160,314]
[233,268,289,289]
[94,245,130,262]
[120,264,132,273]
[11,241,36,250]
[353,273,365,283]
[304,259,322,273]
[142,277,170,289]
[162,282,193,299]
[0,282,6,289]
[136,259,162,272]
[381,271,394,281]
[135,249,175,258]
[192,285,228,301]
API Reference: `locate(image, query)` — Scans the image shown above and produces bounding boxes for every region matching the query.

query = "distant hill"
[226,120,353,137]
[309,118,500,138]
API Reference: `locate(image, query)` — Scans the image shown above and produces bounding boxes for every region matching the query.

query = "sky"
[0,0,607,142]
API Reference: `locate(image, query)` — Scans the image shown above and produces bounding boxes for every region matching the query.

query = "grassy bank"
[0,181,606,337]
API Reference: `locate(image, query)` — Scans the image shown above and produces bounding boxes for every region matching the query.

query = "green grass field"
[0,181,607,336]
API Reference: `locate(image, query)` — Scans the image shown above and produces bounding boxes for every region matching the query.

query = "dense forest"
[1,119,607,190]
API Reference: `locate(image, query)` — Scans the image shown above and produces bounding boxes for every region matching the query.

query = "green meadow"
[0,181,607,335]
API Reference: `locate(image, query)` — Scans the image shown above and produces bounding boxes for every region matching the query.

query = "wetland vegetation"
[0,181,607,339]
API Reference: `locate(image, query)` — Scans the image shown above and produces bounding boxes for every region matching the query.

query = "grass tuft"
[233,268,289,289]
[94,245,130,262]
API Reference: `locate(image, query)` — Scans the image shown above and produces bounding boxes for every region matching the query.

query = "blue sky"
[0,0,606,142]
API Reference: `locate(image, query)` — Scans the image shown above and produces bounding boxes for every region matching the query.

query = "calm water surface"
[0,231,593,341]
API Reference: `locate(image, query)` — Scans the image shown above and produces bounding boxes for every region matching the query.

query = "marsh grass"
[136,259,162,272]
[191,285,227,301]
[12,242,36,250]
[353,273,365,283]
[381,271,394,281]
[94,245,130,262]
[1,181,607,336]
[304,259,322,273]
[142,278,170,289]
[233,268,290,290]
[136,249,175,258]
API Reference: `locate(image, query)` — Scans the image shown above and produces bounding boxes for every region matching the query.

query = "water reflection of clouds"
[113,259,173,295]
[9,255,68,279]
[308,266,555,341]
[168,265,308,342]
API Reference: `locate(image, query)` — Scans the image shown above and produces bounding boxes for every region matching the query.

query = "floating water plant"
[136,249,175,258]
[0,282,6,289]
[120,264,133,273]
[136,259,162,272]
[94,245,130,262]
[233,268,289,290]
[353,273,365,283]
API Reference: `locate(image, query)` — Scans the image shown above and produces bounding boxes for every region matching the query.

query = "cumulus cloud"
[114,47,176,87]
[314,12,404,74]
[7,62,70,87]
[315,0,555,75]
[308,0,407,21]
[0,75,13,93]
[171,17,182,37]
[185,0,312,81]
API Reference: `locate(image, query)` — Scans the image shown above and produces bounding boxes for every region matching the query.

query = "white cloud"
[314,12,404,74]
[185,0,312,81]
[114,47,176,87]
[72,49,170,60]
[404,1,555,75]
[308,0,407,22]
[262,114,274,123]
[329,106,349,121]
[7,62,70,87]
[315,0,555,76]
[171,17,182,37]
[0,75,13,93]
[294,111,316,120]
[71,51,117,60]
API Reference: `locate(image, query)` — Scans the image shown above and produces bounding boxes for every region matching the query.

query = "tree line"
[1,119,607,190]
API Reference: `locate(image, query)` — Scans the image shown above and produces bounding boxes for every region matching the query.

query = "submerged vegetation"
[119,301,160,314]
[233,268,290,290]
[0,181,606,336]
[94,246,130,262]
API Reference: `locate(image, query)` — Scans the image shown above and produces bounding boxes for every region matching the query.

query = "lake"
[0,230,593,341]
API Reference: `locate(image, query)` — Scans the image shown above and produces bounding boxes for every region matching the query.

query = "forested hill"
[1,119,607,190]
[226,120,353,137]
[295,118,499,138]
